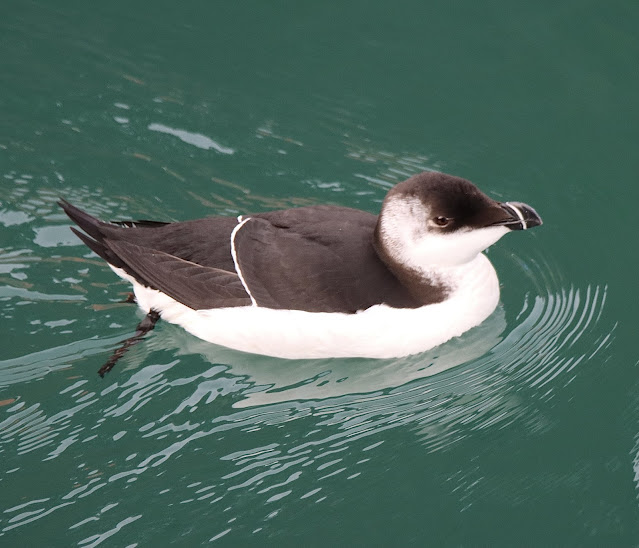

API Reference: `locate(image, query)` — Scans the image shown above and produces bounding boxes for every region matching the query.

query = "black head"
[376,171,542,268]
[385,171,542,233]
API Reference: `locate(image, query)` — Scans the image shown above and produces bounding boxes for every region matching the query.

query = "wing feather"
[107,240,251,309]
[234,210,418,312]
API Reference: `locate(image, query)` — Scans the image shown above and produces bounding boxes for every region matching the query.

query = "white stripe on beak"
[502,202,527,230]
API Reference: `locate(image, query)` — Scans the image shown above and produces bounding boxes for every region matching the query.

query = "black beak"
[494,202,543,231]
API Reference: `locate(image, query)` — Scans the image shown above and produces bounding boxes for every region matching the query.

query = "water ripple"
[0,240,614,543]
[495,252,612,393]
[0,335,126,388]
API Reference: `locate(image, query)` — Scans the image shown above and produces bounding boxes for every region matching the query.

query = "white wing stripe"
[230,217,257,306]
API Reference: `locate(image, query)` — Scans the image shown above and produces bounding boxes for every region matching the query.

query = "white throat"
[377,195,510,274]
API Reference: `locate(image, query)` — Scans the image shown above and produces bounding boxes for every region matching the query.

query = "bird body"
[60,171,542,364]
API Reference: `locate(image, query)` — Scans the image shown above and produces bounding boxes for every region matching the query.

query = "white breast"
[112,252,501,359]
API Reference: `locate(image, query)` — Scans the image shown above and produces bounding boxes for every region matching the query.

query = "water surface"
[1,1,638,545]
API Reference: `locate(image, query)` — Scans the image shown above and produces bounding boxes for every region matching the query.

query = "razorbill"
[59,171,542,373]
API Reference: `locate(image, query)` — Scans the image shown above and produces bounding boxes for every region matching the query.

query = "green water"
[2,1,638,545]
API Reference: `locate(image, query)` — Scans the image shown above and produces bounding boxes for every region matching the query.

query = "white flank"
[229,217,256,306]
[110,253,501,360]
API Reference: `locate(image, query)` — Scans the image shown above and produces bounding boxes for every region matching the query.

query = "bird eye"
[433,216,450,227]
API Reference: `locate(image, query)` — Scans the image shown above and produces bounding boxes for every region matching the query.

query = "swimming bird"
[59,171,542,374]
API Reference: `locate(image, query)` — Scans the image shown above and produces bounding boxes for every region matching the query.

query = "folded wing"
[60,201,419,313]
[234,207,419,312]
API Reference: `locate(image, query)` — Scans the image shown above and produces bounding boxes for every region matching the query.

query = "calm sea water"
[2,1,638,546]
